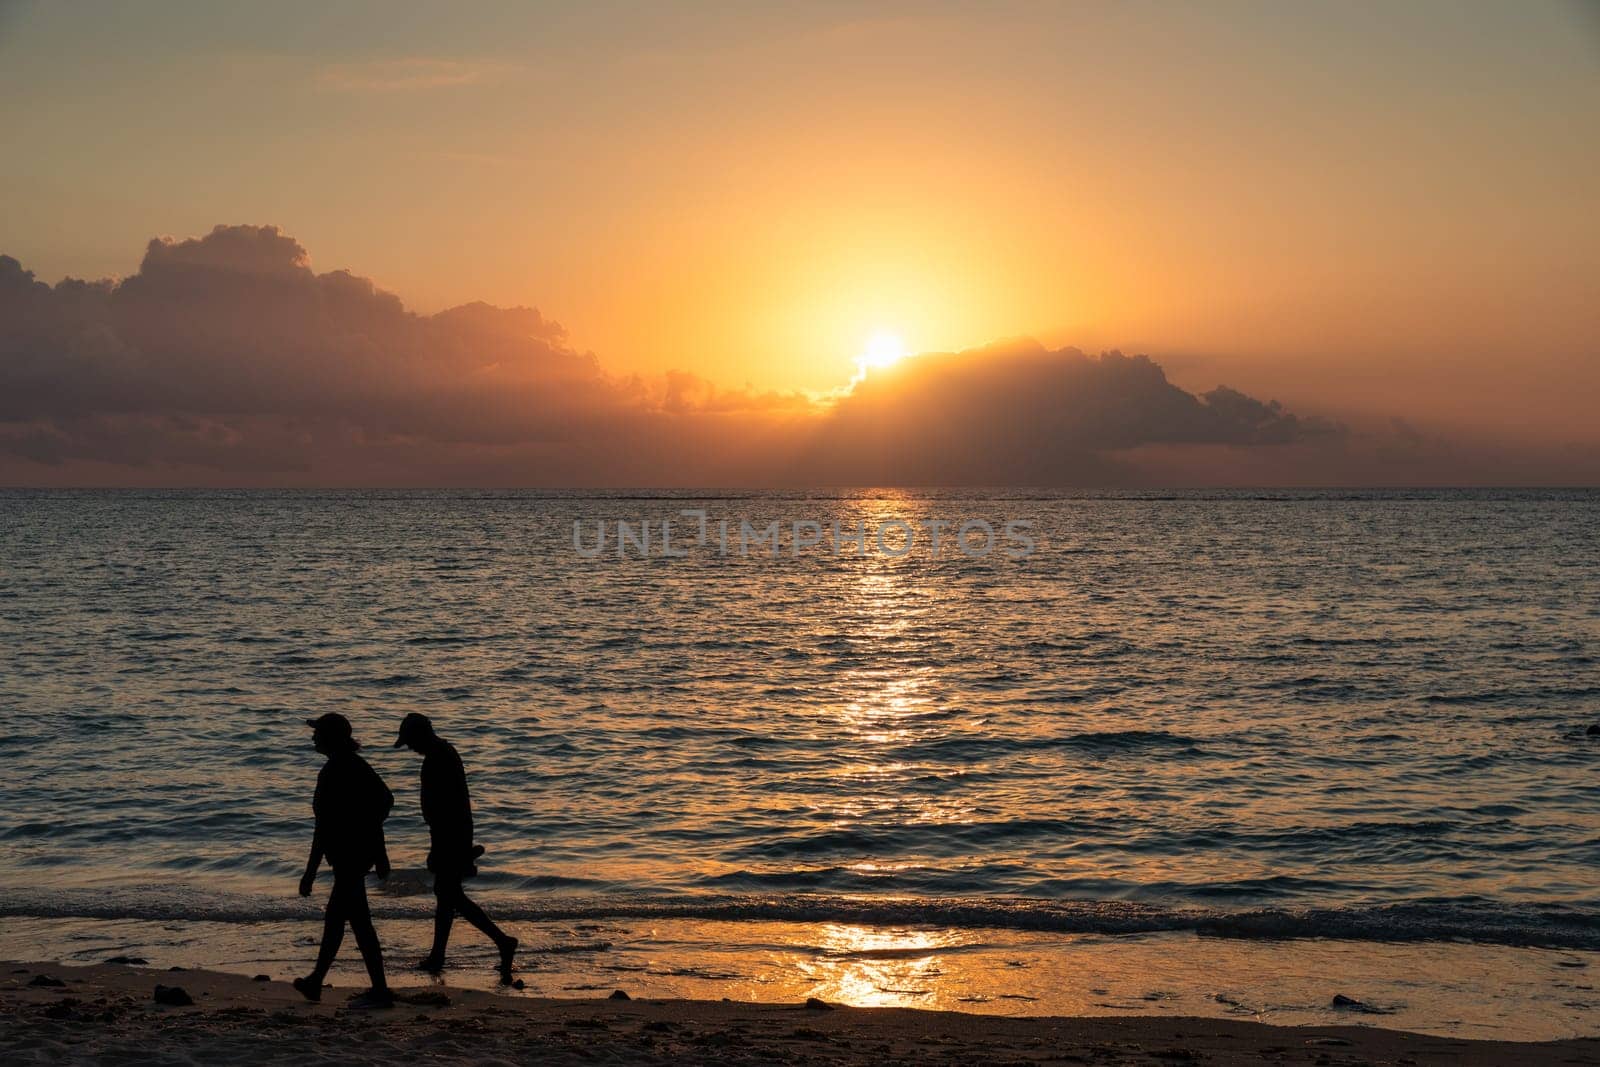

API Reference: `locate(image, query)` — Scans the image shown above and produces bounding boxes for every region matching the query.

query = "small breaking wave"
[2,887,1596,950]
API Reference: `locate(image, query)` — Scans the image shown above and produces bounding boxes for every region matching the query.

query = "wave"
[3,888,1596,950]
[891,730,1207,762]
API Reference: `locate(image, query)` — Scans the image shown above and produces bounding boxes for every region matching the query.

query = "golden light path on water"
[831,492,973,838]
[796,494,977,1009]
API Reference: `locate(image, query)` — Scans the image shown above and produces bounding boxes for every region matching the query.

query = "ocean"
[2,488,1597,1037]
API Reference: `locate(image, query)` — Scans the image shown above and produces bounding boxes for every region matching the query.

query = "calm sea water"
[2,489,1598,949]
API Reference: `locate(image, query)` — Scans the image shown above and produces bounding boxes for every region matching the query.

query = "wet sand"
[5,960,1596,1066]
[9,912,1596,1041]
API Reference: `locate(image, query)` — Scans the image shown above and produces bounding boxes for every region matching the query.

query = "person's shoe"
[292,976,322,1003]
[416,955,445,974]
[498,936,518,980]
[347,987,395,1010]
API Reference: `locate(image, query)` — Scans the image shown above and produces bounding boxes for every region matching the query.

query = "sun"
[847,329,909,388]
[862,330,906,369]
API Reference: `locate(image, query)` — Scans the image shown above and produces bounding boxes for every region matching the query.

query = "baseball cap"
[306,712,359,749]
[394,712,434,748]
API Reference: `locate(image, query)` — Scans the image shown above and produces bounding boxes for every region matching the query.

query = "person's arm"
[301,771,326,896]
[300,833,323,896]
[373,826,391,879]
[446,751,472,839]
[419,757,436,828]
[371,764,394,879]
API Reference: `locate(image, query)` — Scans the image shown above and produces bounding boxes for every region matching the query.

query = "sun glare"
[863,330,906,369]
[850,330,907,387]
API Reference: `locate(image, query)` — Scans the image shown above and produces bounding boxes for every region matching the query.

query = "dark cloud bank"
[0,225,1585,486]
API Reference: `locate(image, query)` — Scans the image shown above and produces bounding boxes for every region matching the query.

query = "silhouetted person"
[395,712,518,979]
[294,713,395,1008]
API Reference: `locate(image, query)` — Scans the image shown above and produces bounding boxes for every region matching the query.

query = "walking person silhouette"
[294,713,395,1008]
[395,712,518,980]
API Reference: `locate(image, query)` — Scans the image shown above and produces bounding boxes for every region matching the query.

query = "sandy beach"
[5,960,1596,1066]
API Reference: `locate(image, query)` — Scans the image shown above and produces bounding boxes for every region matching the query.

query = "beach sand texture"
[5,961,1597,1066]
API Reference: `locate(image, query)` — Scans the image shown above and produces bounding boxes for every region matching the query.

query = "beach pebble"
[153,984,194,1006]
[251,974,271,982]
[804,997,834,1011]
[608,989,631,1000]
[43,998,84,1020]
[27,975,66,988]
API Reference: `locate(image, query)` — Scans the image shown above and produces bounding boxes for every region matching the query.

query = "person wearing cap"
[395,712,518,978]
[294,712,395,1009]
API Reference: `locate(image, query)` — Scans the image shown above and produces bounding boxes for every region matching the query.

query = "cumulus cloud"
[796,340,1340,484]
[0,226,816,484]
[10,223,1521,488]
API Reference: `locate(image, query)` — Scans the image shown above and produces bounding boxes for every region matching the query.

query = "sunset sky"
[1,1,1597,485]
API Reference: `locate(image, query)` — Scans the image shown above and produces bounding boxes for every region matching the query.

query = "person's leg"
[425,873,460,964]
[342,874,388,992]
[310,885,348,981]
[294,880,347,999]
[455,889,511,948]
[458,887,518,977]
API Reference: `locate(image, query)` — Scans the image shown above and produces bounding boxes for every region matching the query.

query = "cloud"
[0,226,816,484]
[4,223,1582,487]
[796,340,1340,484]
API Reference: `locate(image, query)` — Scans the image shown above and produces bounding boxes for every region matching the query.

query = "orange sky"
[0,2,1597,484]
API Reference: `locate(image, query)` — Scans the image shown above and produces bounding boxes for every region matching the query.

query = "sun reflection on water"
[790,922,972,1009]
[805,496,988,883]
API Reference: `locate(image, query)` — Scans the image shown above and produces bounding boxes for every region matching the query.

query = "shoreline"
[6,960,1598,1066]
[6,912,1597,1042]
